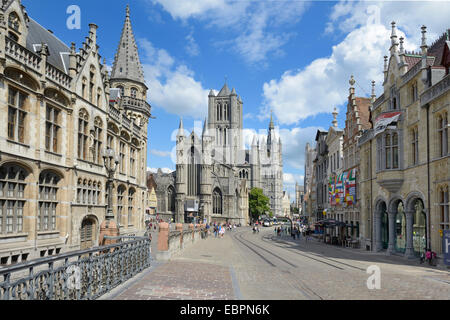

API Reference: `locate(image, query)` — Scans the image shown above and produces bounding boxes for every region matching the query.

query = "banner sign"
[329,168,357,207]
[374,111,402,136]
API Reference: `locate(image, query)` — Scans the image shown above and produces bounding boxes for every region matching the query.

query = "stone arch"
[388,196,404,214]
[39,167,65,185]
[121,130,131,142]
[44,87,70,106]
[80,214,99,250]
[405,191,426,213]
[5,67,40,91]
[108,122,119,135]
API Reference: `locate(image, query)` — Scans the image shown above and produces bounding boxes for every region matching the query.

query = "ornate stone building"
[359,23,449,258]
[155,84,283,224]
[0,2,151,266]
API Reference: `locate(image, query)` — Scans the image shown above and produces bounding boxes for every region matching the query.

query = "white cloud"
[147,167,174,174]
[138,38,209,118]
[185,31,200,57]
[150,0,308,64]
[150,149,172,157]
[263,1,450,125]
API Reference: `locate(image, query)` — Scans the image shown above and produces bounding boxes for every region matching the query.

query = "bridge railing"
[0,237,151,300]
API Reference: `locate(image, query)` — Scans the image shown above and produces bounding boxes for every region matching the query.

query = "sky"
[22,0,450,198]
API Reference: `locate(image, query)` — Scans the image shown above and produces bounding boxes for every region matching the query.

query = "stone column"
[374,212,382,252]
[405,210,415,259]
[387,211,396,255]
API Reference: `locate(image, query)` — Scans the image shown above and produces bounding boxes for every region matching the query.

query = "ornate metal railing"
[0,237,150,300]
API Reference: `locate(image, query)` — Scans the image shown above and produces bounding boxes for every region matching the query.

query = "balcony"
[45,63,71,89]
[421,73,450,106]
[5,36,41,73]
[120,96,152,117]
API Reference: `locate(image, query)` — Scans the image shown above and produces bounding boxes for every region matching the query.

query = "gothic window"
[45,105,60,153]
[93,117,103,164]
[411,81,418,103]
[107,134,114,150]
[8,87,27,144]
[437,112,448,157]
[0,164,27,234]
[97,88,102,108]
[82,77,87,100]
[224,103,228,121]
[38,171,60,231]
[217,103,220,121]
[8,12,20,32]
[390,87,399,110]
[128,189,135,226]
[131,87,137,99]
[89,67,95,104]
[439,186,449,231]
[167,186,175,212]
[77,109,89,160]
[213,188,222,215]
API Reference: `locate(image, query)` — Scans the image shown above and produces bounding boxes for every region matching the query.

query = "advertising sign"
[443,230,450,266]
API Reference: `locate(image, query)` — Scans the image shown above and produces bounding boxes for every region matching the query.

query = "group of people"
[275,224,311,241]
[206,222,238,238]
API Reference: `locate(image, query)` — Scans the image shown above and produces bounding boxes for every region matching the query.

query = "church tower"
[207,83,243,165]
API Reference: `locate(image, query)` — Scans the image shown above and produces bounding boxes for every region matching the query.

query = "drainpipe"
[370,138,373,251]
[426,104,431,251]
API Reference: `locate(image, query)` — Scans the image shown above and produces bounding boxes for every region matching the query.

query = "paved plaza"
[101,227,450,300]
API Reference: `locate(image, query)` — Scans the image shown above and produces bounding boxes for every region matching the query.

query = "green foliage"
[249,188,271,221]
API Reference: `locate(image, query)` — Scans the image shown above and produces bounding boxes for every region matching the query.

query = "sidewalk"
[270,233,450,271]
[100,231,239,300]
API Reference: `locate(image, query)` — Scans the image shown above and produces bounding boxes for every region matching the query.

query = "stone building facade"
[314,130,329,223]
[359,23,449,258]
[303,142,316,223]
[0,2,151,266]
[155,84,283,224]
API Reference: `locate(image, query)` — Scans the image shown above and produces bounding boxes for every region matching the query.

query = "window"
[167,186,175,212]
[412,127,419,165]
[119,142,126,174]
[130,87,137,99]
[82,78,87,99]
[89,68,95,103]
[8,87,27,143]
[107,134,114,150]
[130,147,136,177]
[38,172,60,231]
[390,87,398,110]
[383,133,399,170]
[45,105,60,153]
[93,118,103,164]
[411,81,418,103]
[78,110,89,160]
[128,189,135,226]
[213,188,222,215]
[117,186,125,225]
[97,88,102,108]
[8,12,20,31]
[437,113,448,157]
[0,164,28,234]
[439,187,449,231]
[117,86,124,97]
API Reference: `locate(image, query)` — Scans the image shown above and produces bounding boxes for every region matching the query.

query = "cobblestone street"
[101,227,450,300]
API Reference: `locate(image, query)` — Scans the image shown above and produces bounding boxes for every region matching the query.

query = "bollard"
[156,222,170,261]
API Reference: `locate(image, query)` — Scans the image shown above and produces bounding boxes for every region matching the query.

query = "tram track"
[231,230,323,300]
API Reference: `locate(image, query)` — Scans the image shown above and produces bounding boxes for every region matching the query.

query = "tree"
[249,188,271,221]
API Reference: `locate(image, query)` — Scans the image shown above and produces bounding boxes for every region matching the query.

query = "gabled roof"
[110,6,145,84]
[218,83,231,96]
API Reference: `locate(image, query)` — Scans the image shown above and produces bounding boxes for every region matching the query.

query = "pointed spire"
[111,5,145,84]
[269,110,275,130]
[399,36,405,54]
[177,117,185,137]
[209,89,215,97]
[390,21,398,46]
[371,80,376,101]
[218,82,231,96]
[231,87,237,96]
[252,134,258,147]
[421,25,428,55]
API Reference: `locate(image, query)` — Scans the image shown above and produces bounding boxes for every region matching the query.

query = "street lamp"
[103,148,119,221]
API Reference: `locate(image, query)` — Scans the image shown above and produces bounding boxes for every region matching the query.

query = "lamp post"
[102,148,119,221]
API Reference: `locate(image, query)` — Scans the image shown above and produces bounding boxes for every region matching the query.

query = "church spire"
[111,5,145,84]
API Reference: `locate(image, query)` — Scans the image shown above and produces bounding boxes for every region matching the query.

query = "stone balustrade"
[156,223,205,261]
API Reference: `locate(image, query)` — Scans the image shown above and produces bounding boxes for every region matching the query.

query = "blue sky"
[22,0,450,197]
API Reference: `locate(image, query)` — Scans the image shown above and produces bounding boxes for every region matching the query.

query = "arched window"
[89,66,95,103]
[8,12,20,32]
[97,87,102,108]
[167,186,175,212]
[130,87,137,99]
[117,86,124,98]
[439,186,449,234]
[213,188,222,215]
[78,109,89,160]
[413,199,426,255]
[217,103,220,121]
[82,77,87,99]
[0,164,28,234]
[128,189,135,226]
[93,117,103,164]
[38,171,60,231]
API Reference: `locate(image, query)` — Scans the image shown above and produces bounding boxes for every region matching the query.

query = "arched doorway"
[80,217,97,250]
[412,199,427,256]
[379,202,389,250]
